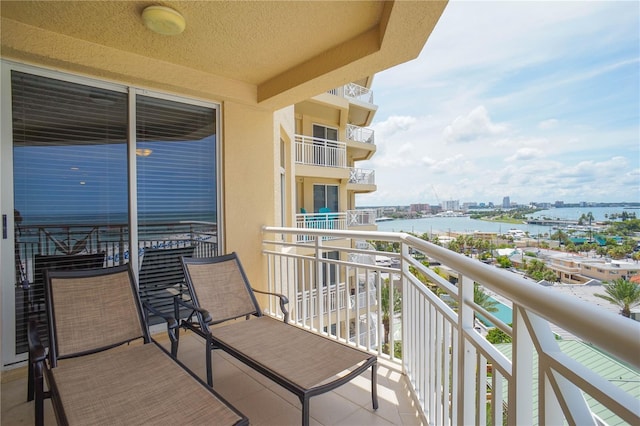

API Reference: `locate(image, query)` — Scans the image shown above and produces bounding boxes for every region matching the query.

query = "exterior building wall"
[0,1,448,367]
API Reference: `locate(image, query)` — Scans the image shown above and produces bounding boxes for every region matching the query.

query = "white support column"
[456,274,476,426]
[511,305,534,426]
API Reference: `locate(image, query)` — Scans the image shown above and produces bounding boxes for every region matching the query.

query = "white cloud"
[443,106,507,144]
[538,119,559,130]
[505,148,545,162]
[358,1,639,206]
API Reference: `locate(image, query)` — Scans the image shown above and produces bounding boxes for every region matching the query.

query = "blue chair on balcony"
[318,207,335,229]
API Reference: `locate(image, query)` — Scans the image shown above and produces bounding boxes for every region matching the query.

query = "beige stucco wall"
[0,16,293,289]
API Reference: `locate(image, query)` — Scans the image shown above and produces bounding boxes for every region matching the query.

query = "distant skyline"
[357,0,639,207]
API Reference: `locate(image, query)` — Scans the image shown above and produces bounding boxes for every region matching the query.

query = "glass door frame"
[0,61,224,367]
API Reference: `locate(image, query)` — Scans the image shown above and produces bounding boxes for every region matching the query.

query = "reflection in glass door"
[135,95,218,322]
[11,71,128,354]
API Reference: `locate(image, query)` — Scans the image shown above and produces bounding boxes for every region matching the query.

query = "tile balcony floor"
[1,329,424,425]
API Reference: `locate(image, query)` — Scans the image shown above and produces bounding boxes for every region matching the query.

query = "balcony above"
[347,168,376,193]
[295,210,377,239]
[328,83,378,127]
[346,124,376,161]
[294,135,350,179]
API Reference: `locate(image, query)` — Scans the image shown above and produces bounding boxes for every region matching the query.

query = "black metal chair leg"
[206,334,213,386]
[33,362,44,426]
[372,362,379,410]
[27,352,34,401]
[302,395,310,426]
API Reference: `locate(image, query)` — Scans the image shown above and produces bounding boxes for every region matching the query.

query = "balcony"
[294,135,347,177]
[6,225,639,425]
[295,210,377,239]
[346,124,376,161]
[261,226,640,426]
[1,329,421,425]
[329,83,374,105]
[346,124,375,145]
[348,168,376,193]
[327,83,378,127]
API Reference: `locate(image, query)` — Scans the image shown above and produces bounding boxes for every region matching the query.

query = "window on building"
[313,184,339,213]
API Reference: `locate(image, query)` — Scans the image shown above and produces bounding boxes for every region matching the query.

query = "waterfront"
[375,206,635,237]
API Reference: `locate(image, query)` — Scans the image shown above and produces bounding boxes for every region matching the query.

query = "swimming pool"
[477,297,513,327]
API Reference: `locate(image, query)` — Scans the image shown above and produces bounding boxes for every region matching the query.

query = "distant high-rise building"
[410,203,431,214]
[502,196,510,209]
[442,200,460,211]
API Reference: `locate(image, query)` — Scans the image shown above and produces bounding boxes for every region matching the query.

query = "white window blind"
[12,71,128,353]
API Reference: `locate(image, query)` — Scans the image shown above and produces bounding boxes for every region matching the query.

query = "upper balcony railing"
[294,135,347,168]
[261,226,640,426]
[328,83,374,104]
[346,124,375,145]
[295,210,376,240]
[349,168,375,185]
[346,209,376,227]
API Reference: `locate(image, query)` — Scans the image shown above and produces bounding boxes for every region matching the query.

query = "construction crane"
[431,184,441,207]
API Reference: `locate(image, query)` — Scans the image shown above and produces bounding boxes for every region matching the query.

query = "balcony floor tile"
[1,330,424,425]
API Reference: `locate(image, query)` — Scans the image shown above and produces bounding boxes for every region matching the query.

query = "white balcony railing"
[295,212,347,241]
[328,83,374,104]
[346,209,376,227]
[346,124,375,144]
[349,168,375,185]
[294,135,347,168]
[261,227,640,426]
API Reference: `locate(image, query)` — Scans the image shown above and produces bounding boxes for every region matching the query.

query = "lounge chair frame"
[176,252,378,426]
[28,264,248,426]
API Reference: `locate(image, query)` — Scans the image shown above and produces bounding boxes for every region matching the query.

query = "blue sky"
[358,0,639,207]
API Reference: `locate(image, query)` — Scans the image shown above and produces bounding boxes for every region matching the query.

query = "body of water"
[376,206,634,237]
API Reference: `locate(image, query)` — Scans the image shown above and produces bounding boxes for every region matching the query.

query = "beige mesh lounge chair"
[28,265,248,426]
[176,252,378,426]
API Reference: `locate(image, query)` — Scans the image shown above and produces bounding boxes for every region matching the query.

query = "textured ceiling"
[1,1,448,108]
[1,1,383,85]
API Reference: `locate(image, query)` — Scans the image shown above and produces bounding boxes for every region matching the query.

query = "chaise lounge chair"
[175,252,378,426]
[28,264,248,426]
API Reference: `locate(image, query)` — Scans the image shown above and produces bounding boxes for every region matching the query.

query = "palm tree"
[474,283,499,316]
[381,278,402,347]
[595,278,640,318]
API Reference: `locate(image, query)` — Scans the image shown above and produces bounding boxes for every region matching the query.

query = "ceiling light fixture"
[136,148,153,157]
[142,5,186,36]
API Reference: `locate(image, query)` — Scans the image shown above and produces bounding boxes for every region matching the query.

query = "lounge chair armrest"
[27,320,46,364]
[142,302,179,355]
[143,301,178,330]
[252,288,290,323]
[174,297,212,324]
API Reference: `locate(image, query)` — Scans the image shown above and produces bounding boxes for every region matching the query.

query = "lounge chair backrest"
[182,253,260,324]
[46,265,147,361]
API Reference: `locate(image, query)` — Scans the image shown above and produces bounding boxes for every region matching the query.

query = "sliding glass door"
[135,94,218,322]
[2,65,220,362]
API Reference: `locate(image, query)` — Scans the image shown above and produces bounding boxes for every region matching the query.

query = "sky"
[357,0,639,207]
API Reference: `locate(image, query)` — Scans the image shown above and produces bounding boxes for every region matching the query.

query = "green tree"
[474,283,499,316]
[381,279,402,349]
[550,230,569,245]
[496,255,512,268]
[486,326,512,344]
[594,278,640,318]
[525,259,557,282]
